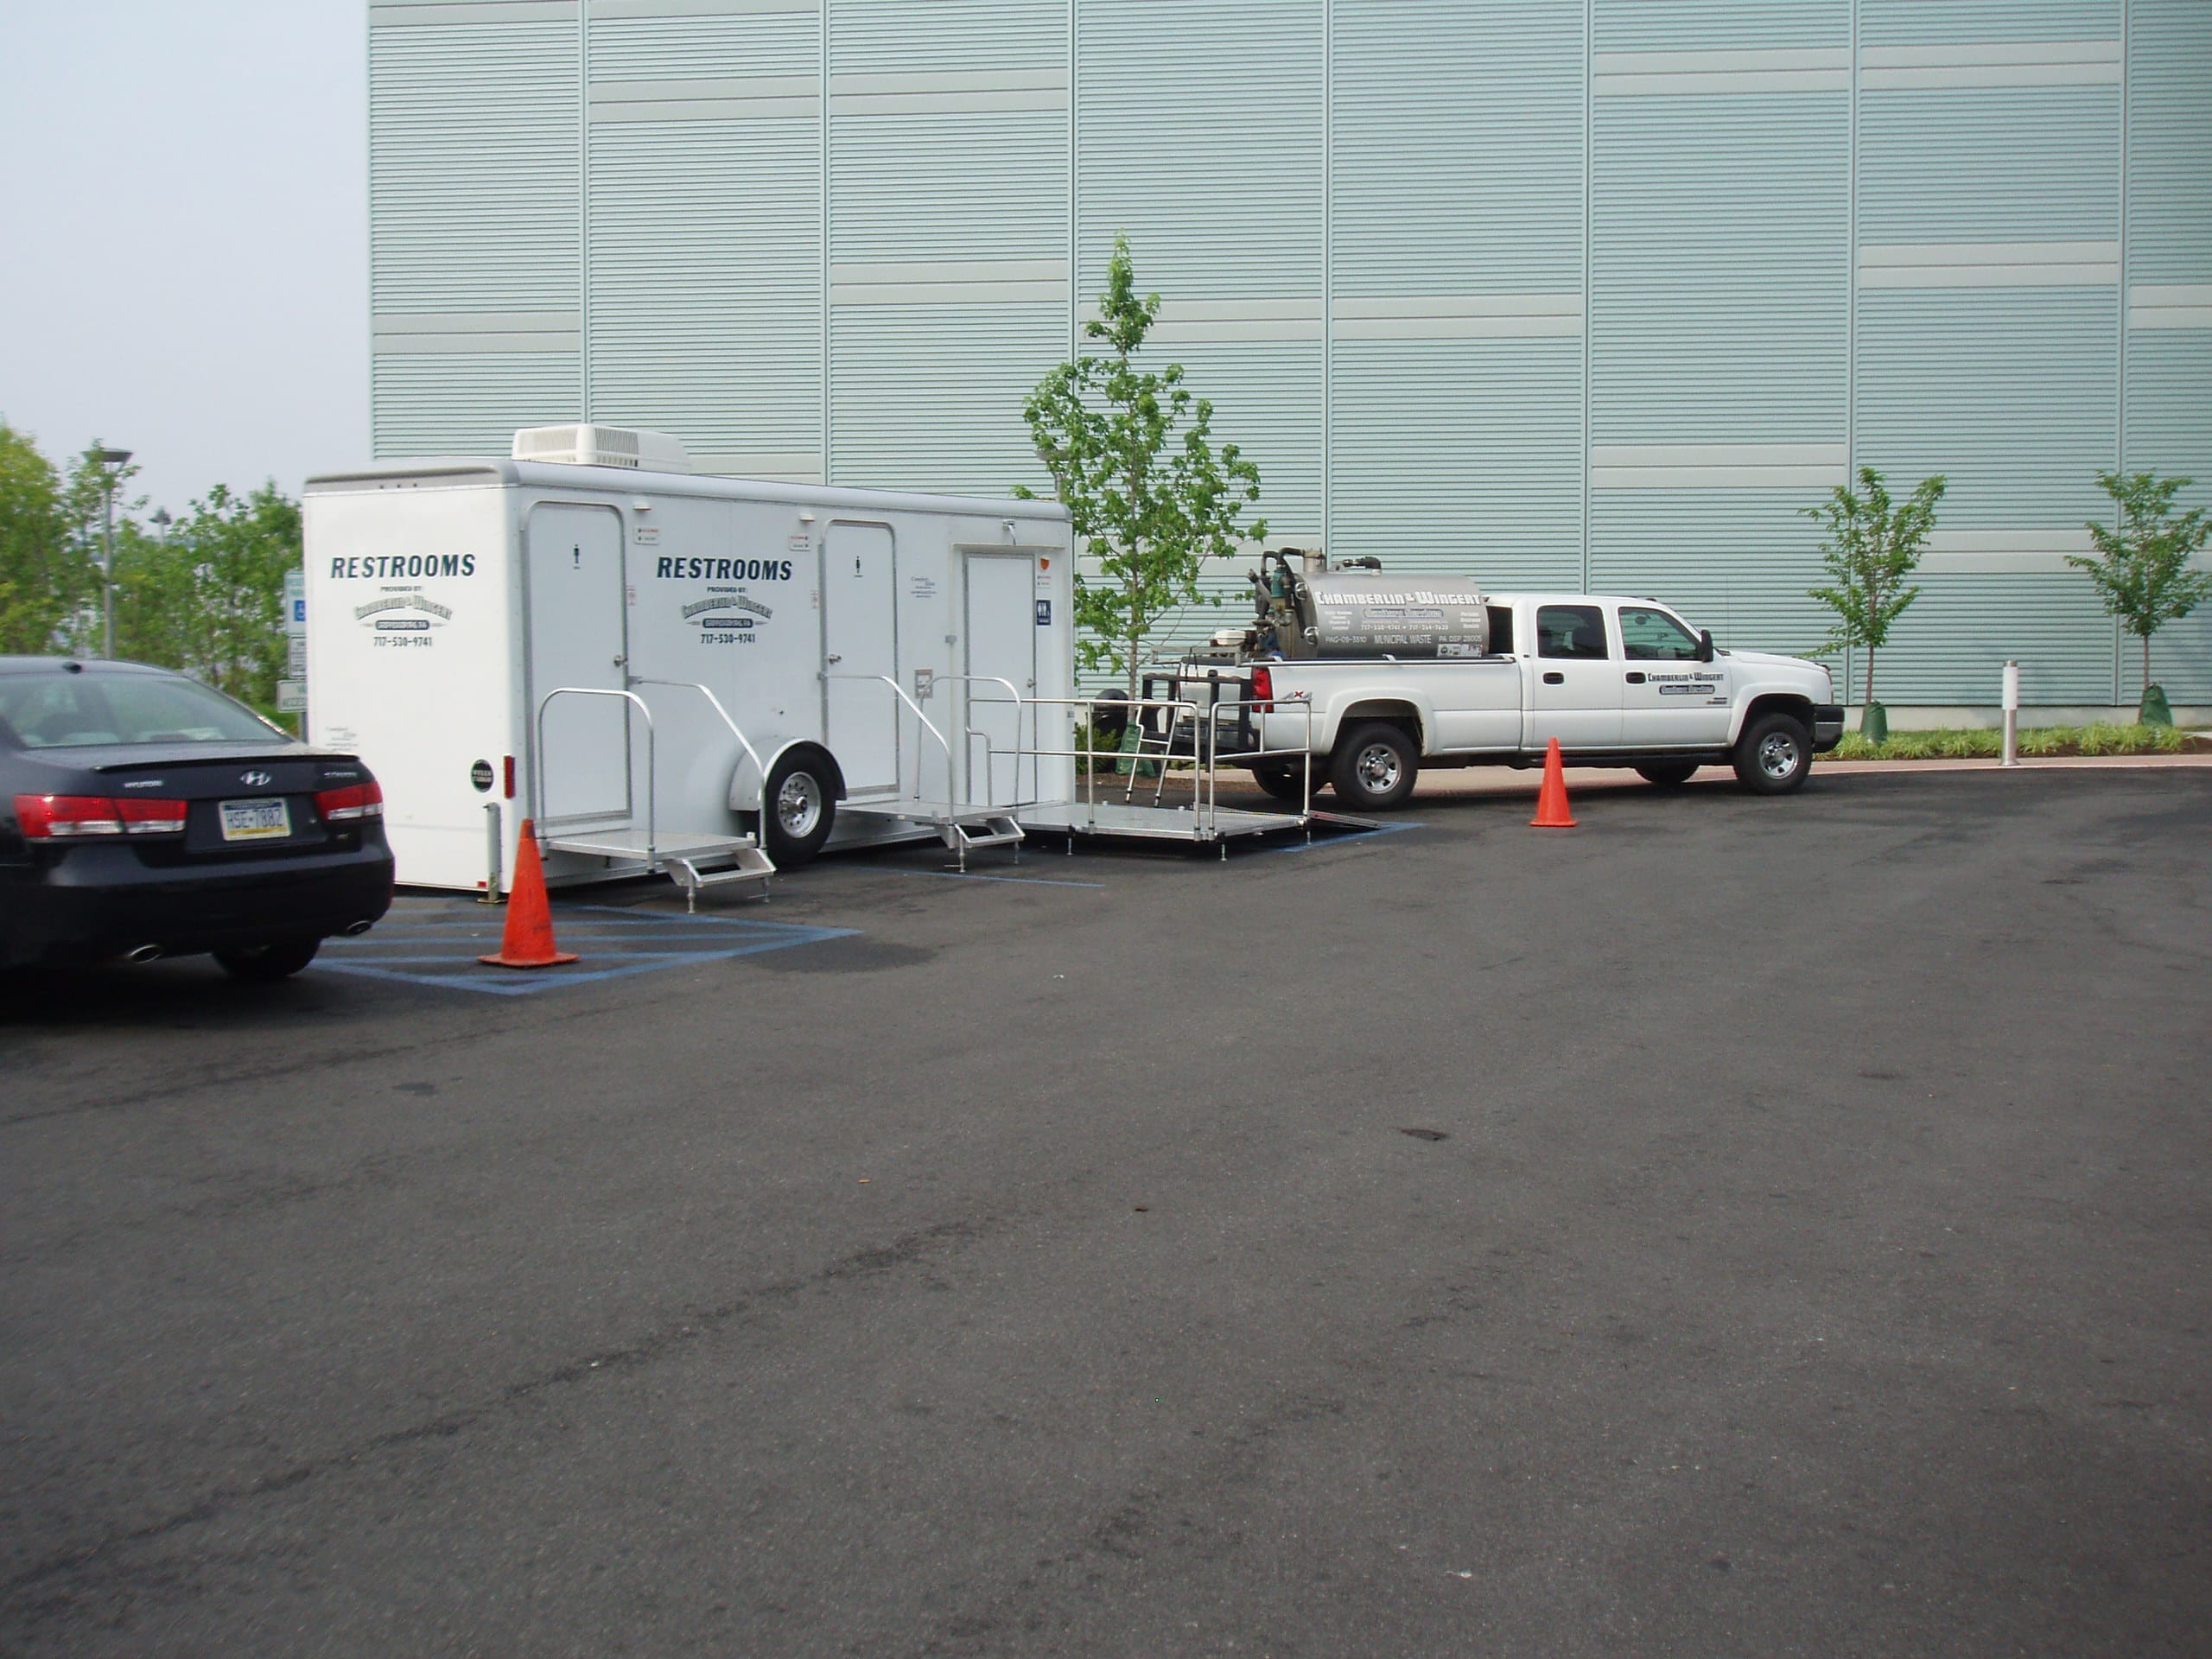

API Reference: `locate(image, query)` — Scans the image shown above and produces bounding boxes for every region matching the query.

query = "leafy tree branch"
[1014,233,1266,695]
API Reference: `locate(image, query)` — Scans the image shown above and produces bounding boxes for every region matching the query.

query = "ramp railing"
[980,692,1318,839]
[629,677,768,817]
[535,685,657,856]
[821,672,957,813]
[938,675,1033,810]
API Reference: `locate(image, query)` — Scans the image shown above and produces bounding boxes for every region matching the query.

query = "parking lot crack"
[0,1207,1021,1629]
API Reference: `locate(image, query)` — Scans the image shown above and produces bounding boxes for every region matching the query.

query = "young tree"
[1806,467,1947,723]
[1014,234,1266,695]
[2066,469,2211,726]
[0,423,92,653]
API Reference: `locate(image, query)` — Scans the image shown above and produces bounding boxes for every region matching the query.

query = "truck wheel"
[762,748,838,865]
[1330,722,1419,810]
[1732,713,1812,795]
[1249,763,1311,805]
[1635,760,1699,788]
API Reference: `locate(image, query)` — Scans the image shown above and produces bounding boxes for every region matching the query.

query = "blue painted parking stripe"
[873,868,1106,889]
[313,904,856,995]
[1271,821,1425,853]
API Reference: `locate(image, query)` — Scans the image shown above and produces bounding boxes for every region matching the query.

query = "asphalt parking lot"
[3,769,2208,1657]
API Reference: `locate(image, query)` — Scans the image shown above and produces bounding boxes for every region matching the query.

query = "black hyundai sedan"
[1,658,393,978]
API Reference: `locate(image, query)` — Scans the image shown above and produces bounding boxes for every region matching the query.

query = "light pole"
[91,446,132,658]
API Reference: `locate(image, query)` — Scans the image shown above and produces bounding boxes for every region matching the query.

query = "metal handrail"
[821,671,957,815]
[629,677,767,817]
[936,674,1031,809]
[997,693,1315,838]
[1205,695,1315,833]
[535,685,656,863]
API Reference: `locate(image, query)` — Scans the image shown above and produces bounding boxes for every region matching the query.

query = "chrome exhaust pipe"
[341,918,375,937]
[124,944,163,964]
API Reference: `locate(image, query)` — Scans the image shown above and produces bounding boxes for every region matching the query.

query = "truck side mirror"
[1696,628,1714,663]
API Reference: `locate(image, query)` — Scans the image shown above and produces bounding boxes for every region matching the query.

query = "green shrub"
[1824,721,2192,760]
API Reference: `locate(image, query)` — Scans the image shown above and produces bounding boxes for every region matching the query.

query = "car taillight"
[117,798,190,835]
[14,794,191,839]
[315,779,384,822]
[16,794,122,838]
[1250,665,1274,713]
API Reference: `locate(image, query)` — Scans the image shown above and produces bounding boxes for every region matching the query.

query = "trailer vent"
[512,425,690,474]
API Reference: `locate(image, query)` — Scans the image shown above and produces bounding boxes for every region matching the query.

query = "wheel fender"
[1727,688,1816,747]
[1325,690,1434,755]
[730,740,847,815]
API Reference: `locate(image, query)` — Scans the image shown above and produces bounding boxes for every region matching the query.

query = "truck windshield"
[1618,607,1701,661]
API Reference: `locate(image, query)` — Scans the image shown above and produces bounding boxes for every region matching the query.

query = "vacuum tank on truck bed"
[1247,549,1490,661]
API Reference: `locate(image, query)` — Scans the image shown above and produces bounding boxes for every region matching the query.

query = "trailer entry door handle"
[1542,671,1565,686]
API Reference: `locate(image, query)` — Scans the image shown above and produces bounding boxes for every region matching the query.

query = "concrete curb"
[1389,753,2212,800]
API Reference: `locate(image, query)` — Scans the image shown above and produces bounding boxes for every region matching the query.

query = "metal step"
[836,798,1025,870]
[543,827,757,863]
[944,815,1024,852]
[542,825,775,911]
[666,844,775,912]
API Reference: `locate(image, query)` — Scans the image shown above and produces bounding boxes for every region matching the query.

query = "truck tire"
[762,747,838,865]
[1732,712,1812,795]
[1249,763,1312,806]
[1330,722,1419,810]
[1635,760,1700,788]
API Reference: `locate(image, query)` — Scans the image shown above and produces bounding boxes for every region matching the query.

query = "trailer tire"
[1635,760,1700,788]
[1732,711,1812,795]
[1249,763,1311,805]
[762,748,838,865]
[1330,722,1419,810]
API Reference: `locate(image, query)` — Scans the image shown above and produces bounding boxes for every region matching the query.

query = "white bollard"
[482,800,505,901]
[2001,660,2020,767]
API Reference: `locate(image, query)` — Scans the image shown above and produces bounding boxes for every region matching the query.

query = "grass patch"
[1827,722,2196,760]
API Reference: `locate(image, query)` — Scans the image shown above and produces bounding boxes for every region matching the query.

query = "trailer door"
[963,550,1037,805]
[822,520,899,796]
[525,503,630,823]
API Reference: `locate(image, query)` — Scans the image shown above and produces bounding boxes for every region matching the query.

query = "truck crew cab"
[1155,550,1845,811]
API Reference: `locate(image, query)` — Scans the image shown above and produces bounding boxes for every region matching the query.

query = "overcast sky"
[0,1,367,516]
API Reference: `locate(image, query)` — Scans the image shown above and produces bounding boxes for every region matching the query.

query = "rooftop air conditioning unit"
[511,424,691,474]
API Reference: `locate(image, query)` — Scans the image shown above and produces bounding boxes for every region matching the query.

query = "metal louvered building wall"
[367,0,2212,709]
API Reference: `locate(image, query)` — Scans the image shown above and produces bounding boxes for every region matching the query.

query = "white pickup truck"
[1147,556,1843,811]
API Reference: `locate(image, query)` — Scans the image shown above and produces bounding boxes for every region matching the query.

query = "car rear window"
[0,673,287,748]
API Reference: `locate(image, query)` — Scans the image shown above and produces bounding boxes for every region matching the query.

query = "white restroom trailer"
[302,432,1076,895]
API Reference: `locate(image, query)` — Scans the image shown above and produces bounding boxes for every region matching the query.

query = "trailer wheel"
[1330,722,1419,810]
[1732,712,1812,795]
[1635,760,1700,788]
[762,748,837,865]
[1249,763,1312,806]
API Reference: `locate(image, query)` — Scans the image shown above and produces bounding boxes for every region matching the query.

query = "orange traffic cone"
[478,819,579,968]
[1529,738,1577,829]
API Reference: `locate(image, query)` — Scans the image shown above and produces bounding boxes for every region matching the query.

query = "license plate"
[219,798,291,842]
